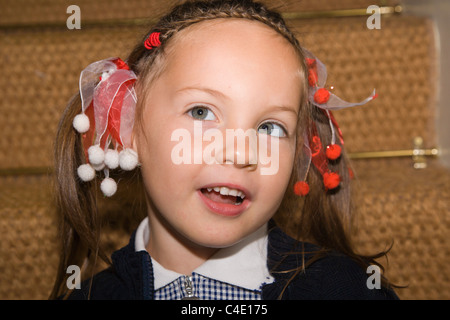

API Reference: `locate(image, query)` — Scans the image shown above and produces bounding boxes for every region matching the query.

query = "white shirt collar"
[135,217,274,291]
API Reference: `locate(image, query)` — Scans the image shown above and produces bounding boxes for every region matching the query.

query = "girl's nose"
[215,129,258,171]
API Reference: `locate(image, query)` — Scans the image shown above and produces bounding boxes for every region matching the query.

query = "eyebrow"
[266,105,298,118]
[176,86,230,101]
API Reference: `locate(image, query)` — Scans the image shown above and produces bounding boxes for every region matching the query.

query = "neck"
[145,207,218,275]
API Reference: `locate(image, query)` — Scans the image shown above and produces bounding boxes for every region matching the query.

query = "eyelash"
[258,121,287,138]
[186,105,288,137]
[187,105,217,121]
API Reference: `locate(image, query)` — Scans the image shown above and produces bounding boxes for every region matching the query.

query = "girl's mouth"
[200,187,245,205]
[198,185,250,217]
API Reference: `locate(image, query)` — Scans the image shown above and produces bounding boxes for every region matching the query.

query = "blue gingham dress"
[154,272,262,300]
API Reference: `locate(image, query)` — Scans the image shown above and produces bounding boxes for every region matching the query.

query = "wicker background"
[0,0,400,26]
[1,0,449,300]
[0,175,58,299]
[352,160,450,300]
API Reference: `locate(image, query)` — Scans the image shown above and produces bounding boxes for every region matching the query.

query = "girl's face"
[135,19,303,249]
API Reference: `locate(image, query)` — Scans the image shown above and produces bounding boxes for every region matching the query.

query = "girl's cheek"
[258,142,294,185]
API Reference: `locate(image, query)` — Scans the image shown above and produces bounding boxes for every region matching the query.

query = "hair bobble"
[144,32,162,50]
[74,57,139,197]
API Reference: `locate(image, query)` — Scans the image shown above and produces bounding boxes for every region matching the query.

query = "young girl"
[51,0,398,300]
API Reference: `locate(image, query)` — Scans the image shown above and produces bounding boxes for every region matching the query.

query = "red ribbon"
[81,58,136,162]
[306,58,318,87]
[309,124,328,176]
[111,58,130,70]
[105,78,136,148]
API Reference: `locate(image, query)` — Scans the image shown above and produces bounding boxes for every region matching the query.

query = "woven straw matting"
[0,0,400,26]
[0,175,59,300]
[351,159,450,300]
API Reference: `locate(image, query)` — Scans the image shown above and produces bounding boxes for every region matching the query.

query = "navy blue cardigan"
[68,225,398,300]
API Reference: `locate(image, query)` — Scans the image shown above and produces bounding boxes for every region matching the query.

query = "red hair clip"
[144,32,161,50]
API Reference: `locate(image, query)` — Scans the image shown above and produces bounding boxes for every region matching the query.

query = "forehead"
[160,19,303,96]
[170,18,297,52]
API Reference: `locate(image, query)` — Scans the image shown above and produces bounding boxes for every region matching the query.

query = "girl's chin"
[185,231,245,249]
[177,221,250,249]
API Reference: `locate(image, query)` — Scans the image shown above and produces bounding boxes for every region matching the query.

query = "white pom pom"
[119,149,139,171]
[91,162,105,171]
[104,149,120,169]
[77,164,95,182]
[73,113,90,133]
[88,145,105,166]
[100,177,117,197]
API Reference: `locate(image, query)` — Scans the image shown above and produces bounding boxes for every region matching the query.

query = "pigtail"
[49,93,109,299]
[274,101,395,297]
[303,105,354,243]
[49,20,154,299]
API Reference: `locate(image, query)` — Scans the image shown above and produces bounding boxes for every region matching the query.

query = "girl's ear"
[131,130,140,155]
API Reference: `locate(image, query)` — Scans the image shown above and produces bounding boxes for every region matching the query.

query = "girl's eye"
[188,106,216,121]
[258,122,286,137]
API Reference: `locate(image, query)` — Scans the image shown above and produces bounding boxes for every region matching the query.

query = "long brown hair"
[50,0,393,299]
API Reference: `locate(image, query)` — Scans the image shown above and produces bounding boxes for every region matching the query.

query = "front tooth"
[211,186,245,198]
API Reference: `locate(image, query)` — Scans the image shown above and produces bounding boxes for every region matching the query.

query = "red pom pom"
[294,181,310,196]
[323,172,340,190]
[326,144,342,160]
[314,88,330,104]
